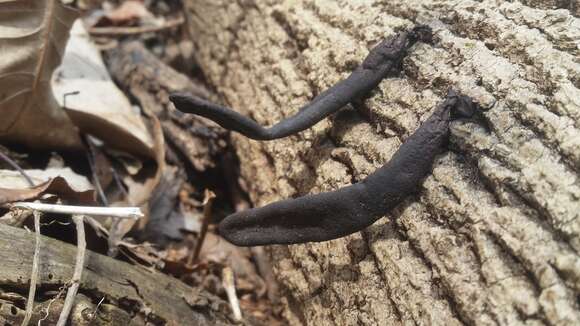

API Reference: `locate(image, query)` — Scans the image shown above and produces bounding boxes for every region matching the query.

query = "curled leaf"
[53,20,156,158]
[0,176,95,205]
[0,0,82,150]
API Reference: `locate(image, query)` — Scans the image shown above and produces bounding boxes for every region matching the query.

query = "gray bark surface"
[183,1,580,325]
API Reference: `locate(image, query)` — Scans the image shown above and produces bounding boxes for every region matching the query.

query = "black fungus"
[218,91,478,246]
[170,26,433,140]
[169,25,485,246]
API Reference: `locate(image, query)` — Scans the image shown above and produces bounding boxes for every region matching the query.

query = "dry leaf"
[139,166,188,245]
[117,241,164,268]
[75,0,103,11]
[0,0,82,150]
[0,175,95,205]
[108,106,166,252]
[0,168,93,191]
[53,20,155,158]
[104,0,152,26]
[198,233,266,295]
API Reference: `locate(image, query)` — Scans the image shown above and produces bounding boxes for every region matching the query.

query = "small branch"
[11,202,144,219]
[188,189,216,266]
[222,267,242,321]
[110,167,129,197]
[62,91,80,110]
[0,150,34,187]
[89,16,184,36]
[56,215,86,326]
[21,211,41,326]
[83,135,109,206]
[87,296,105,322]
[38,286,67,326]
[107,166,129,257]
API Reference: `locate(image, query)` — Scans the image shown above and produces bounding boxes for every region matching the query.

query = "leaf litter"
[0,1,286,325]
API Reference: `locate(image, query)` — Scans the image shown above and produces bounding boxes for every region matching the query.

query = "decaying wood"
[21,211,41,326]
[189,189,216,265]
[0,223,232,325]
[88,16,185,36]
[105,41,227,172]
[183,0,580,325]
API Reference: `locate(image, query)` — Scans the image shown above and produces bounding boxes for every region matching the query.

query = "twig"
[89,16,184,36]
[188,189,216,266]
[110,167,129,197]
[22,211,41,326]
[222,267,242,321]
[11,202,144,219]
[85,216,110,238]
[88,296,105,322]
[0,150,34,187]
[107,166,129,257]
[38,285,67,326]
[62,91,80,110]
[56,215,86,326]
[83,135,109,206]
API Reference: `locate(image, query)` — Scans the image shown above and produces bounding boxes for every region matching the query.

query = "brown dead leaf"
[53,20,156,159]
[198,233,266,296]
[104,0,152,25]
[0,176,95,205]
[0,168,93,191]
[0,0,82,150]
[108,105,166,252]
[162,243,197,275]
[183,287,229,314]
[117,241,164,268]
[139,166,188,245]
[75,0,103,11]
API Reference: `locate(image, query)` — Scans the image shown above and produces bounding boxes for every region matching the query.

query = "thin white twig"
[11,202,144,219]
[22,211,42,326]
[0,150,34,187]
[38,285,67,326]
[222,267,242,321]
[56,215,86,326]
[88,296,105,322]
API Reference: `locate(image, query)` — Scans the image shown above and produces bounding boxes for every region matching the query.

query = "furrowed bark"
[183,1,580,325]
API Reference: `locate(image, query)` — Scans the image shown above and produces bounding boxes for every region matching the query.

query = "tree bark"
[183,1,580,325]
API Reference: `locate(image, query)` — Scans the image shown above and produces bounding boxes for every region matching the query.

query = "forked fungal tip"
[410,24,434,44]
[168,92,186,103]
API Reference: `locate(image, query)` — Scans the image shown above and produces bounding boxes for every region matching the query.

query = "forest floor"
[0,0,286,325]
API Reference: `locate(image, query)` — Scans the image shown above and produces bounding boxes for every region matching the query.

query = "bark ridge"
[184,1,580,324]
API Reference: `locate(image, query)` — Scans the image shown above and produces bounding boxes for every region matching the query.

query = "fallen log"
[105,41,227,173]
[0,223,232,325]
